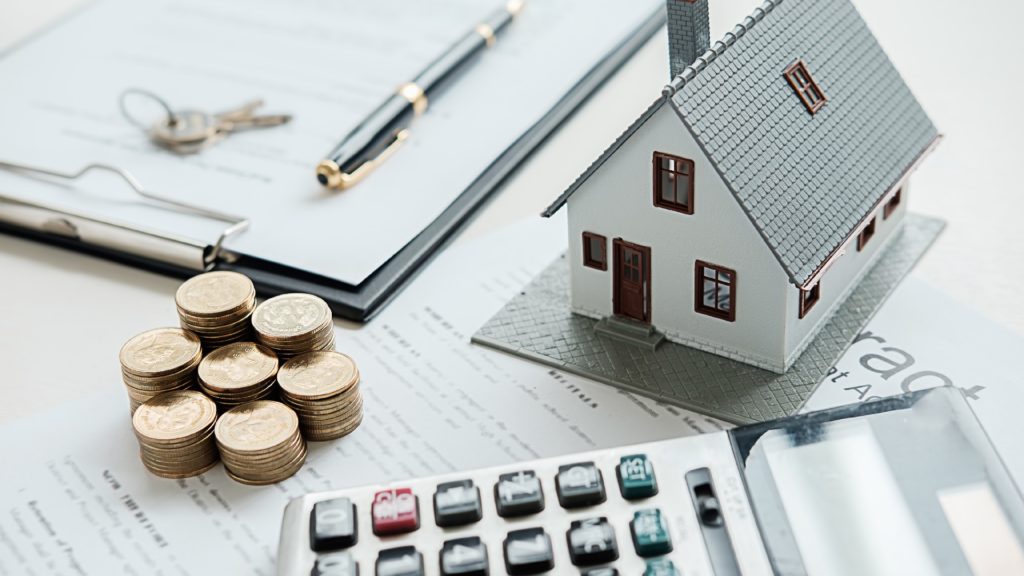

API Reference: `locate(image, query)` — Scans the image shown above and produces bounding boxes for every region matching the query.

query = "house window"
[884,188,903,219]
[784,60,827,114]
[653,152,694,214]
[857,217,877,251]
[695,261,736,321]
[799,282,820,319]
[582,232,607,270]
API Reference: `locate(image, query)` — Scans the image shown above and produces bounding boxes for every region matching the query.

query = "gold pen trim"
[317,130,409,190]
[397,82,428,115]
[507,0,525,17]
[475,23,496,47]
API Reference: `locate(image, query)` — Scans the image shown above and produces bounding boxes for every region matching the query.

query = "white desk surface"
[2,0,1023,423]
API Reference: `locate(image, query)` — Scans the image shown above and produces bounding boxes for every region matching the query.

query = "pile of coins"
[253,293,335,360]
[278,351,363,441]
[120,271,363,484]
[215,400,307,485]
[198,342,279,409]
[119,328,202,413]
[175,271,256,349]
[132,390,219,478]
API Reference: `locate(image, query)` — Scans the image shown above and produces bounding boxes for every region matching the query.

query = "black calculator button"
[311,551,358,576]
[581,569,619,576]
[495,471,545,517]
[617,454,658,500]
[503,528,554,575]
[440,536,488,576]
[375,546,424,576]
[434,480,483,527]
[310,497,358,552]
[555,462,606,508]
[566,517,618,566]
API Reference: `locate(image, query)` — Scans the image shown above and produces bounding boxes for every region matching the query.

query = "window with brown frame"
[857,217,877,251]
[784,60,827,115]
[653,152,695,214]
[582,232,607,270]
[799,282,821,319]
[695,261,736,321]
[884,188,903,219]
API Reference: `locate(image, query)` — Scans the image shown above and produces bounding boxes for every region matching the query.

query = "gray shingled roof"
[545,0,939,287]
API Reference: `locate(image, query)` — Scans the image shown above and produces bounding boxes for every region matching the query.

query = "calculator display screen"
[732,387,1024,576]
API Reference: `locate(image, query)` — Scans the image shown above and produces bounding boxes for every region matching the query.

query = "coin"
[132,391,219,479]
[278,351,363,442]
[176,271,256,350]
[216,400,306,485]
[120,328,201,377]
[252,294,335,360]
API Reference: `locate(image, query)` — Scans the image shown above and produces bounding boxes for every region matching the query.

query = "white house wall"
[782,182,911,367]
[566,103,791,371]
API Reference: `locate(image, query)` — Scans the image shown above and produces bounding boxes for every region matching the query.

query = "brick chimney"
[666,0,711,79]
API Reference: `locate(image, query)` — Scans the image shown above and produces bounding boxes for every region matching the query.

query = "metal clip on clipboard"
[0,160,249,271]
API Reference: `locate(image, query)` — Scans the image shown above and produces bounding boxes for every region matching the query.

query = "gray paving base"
[472,214,945,424]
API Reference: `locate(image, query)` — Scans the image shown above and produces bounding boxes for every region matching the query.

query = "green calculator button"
[643,558,679,576]
[618,454,658,499]
[631,509,673,557]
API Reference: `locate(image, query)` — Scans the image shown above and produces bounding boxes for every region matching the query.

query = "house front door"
[613,239,651,323]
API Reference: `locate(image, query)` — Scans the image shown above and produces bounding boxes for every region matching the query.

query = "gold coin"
[175,271,254,317]
[215,400,298,453]
[252,294,331,339]
[198,342,278,392]
[119,328,201,377]
[278,351,358,400]
[133,390,217,442]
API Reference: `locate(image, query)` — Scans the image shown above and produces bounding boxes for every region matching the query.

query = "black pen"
[316,0,526,189]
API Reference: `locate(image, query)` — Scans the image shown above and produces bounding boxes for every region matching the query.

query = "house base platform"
[472,214,944,424]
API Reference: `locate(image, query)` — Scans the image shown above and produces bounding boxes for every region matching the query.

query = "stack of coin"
[215,400,307,485]
[120,328,203,413]
[176,271,256,350]
[252,293,335,360]
[133,390,219,478]
[197,342,279,409]
[278,351,363,441]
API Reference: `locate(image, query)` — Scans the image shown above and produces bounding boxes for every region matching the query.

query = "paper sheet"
[0,0,661,285]
[0,215,724,576]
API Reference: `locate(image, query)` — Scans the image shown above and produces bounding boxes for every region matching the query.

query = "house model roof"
[544,0,939,288]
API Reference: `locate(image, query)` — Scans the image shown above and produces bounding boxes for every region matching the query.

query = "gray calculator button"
[311,551,358,576]
[555,462,606,508]
[503,527,554,575]
[566,517,618,566]
[311,497,358,551]
[434,480,483,527]
[440,536,488,575]
[495,470,545,517]
[376,546,424,576]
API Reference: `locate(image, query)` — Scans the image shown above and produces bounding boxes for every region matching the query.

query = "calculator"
[277,386,1024,576]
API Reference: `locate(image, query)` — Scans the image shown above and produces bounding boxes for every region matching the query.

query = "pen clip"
[317,129,409,190]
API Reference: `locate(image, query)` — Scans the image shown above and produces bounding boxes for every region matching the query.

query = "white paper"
[0,215,724,576]
[0,0,662,285]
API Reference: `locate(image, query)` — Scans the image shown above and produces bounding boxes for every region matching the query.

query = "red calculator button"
[371,488,420,535]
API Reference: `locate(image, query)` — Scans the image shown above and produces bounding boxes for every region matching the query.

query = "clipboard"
[0,5,665,322]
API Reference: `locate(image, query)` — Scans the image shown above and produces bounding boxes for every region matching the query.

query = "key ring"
[119,88,178,130]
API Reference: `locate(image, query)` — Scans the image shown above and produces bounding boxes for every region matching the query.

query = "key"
[149,99,291,153]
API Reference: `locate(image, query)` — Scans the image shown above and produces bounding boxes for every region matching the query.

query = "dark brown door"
[613,239,651,323]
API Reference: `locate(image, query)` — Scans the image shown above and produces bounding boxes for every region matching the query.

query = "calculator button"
[376,546,424,576]
[310,497,358,551]
[566,517,618,566]
[434,480,483,527]
[581,569,618,576]
[495,471,545,517]
[643,558,679,576]
[631,509,673,557]
[503,528,555,575]
[372,488,420,536]
[440,536,489,576]
[617,454,658,500]
[555,462,606,508]
[311,551,358,576]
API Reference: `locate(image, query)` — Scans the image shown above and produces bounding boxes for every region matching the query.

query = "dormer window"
[784,60,827,114]
[653,152,694,214]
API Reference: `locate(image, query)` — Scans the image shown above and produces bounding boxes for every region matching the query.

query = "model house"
[543,0,939,373]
